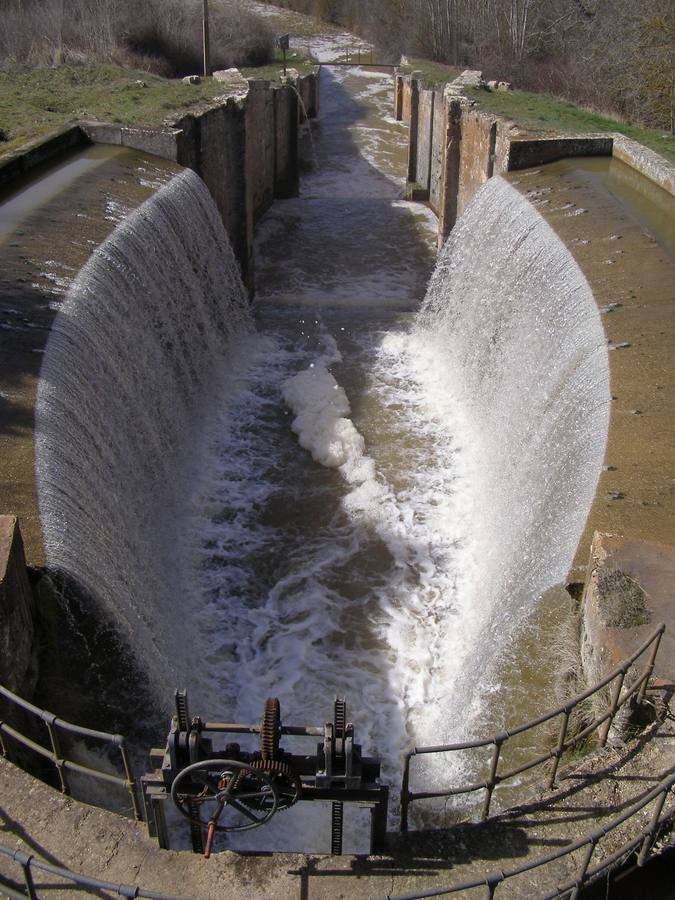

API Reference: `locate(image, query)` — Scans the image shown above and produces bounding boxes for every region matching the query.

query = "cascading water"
[402,176,611,768]
[35,170,254,706]
[31,62,612,852]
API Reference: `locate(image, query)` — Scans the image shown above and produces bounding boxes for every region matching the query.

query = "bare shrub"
[0,0,274,76]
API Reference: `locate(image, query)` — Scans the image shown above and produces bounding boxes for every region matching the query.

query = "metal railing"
[0,843,190,900]
[0,683,142,820]
[401,623,665,830]
[383,766,675,900]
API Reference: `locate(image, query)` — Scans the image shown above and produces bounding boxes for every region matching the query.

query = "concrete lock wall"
[397,72,674,249]
[397,70,675,605]
[274,84,299,199]
[1,69,319,290]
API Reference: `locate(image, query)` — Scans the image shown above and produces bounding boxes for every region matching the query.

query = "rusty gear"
[260,697,281,760]
[250,757,302,811]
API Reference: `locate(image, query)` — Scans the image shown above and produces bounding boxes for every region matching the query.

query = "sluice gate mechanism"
[142,692,389,856]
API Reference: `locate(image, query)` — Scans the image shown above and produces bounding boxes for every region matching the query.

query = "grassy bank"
[0,57,314,156]
[465,86,675,165]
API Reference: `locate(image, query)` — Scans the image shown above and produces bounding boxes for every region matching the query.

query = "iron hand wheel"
[171,759,280,833]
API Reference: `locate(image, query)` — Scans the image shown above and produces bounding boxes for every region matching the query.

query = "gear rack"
[142,692,389,856]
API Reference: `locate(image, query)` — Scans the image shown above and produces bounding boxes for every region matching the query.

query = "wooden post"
[202,0,211,77]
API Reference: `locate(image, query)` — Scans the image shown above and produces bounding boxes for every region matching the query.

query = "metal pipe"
[203,722,324,737]
[571,838,597,900]
[400,754,411,832]
[637,626,663,704]
[44,714,69,795]
[599,670,626,747]
[481,739,503,821]
[548,708,570,789]
[22,857,38,900]
[118,743,142,821]
[637,784,668,866]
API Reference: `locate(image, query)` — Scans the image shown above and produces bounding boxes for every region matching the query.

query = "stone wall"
[579,532,674,740]
[0,125,86,190]
[0,517,37,697]
[274,85,299,199]
[395,72,674,248]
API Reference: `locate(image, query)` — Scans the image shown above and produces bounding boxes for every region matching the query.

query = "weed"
[597,568,651,629]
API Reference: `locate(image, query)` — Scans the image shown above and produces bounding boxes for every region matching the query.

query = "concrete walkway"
[1,689,673,899]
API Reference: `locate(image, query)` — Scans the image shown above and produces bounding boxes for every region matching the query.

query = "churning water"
[35,66,610,849]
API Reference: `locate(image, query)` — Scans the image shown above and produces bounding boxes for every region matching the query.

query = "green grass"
[0,64,227,153]
[464,86,675,164]
[0,59,316,155]
[398,58,461,85]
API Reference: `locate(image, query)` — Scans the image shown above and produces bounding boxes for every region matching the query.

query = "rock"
[212,68,249,96]
[182,75,201,85]
[451,69,484,88]
[280,68,301,84]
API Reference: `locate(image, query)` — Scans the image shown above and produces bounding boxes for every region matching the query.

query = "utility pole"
[202,0,211,77]
[56,0,65,65]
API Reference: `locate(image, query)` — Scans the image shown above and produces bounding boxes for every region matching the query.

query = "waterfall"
[404,175,611,755]
[35,170,254,705]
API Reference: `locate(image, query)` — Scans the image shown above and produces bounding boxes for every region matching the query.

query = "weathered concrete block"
[452,69,484,88]
[508,136,613,170]
[415,88,435,191]
[581,533,674,682]
[79,121,123,146]
[580,532,674,740]
[246,80,276,226]
[298,71,320,120]
[459,108,499,216]
[0,517,38,697]
[213,68,249,97]
[120,126,182,161]
[406,78,421,184]
[612,134,675,196]
[437,95,465,241]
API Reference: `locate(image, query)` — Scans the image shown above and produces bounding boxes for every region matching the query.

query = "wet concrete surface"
[507,161,675,579]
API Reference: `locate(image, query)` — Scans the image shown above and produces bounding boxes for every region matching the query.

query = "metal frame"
[380,767,675,900]
[142,700,390,856]
[0,683,142,820]
[401,624,665,829]
[0,843,189,900]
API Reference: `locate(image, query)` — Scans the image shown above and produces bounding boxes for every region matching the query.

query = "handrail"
[401,624,665,830]
[382,766,675,899]
[0,683,142,821]
[0,843,191,900]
